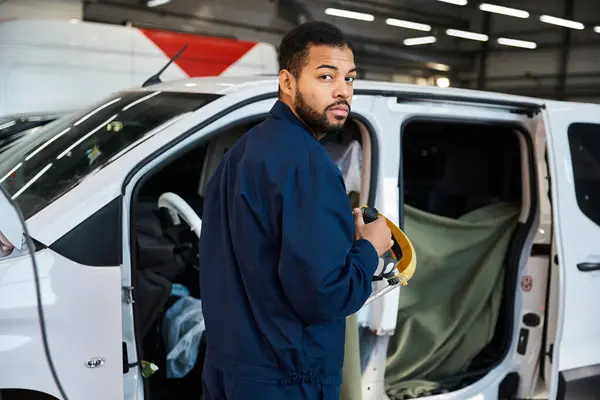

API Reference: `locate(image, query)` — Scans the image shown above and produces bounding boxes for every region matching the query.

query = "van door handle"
[577,262,600,272]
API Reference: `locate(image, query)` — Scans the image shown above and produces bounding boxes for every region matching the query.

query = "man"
[198,20,393,399]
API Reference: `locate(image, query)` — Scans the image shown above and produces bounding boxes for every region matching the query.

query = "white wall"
[0,0,83,20]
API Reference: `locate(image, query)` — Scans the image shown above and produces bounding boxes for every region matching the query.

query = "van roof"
[140,75,548,112]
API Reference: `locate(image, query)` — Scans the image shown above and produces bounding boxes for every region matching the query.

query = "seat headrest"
[197,130,245,197]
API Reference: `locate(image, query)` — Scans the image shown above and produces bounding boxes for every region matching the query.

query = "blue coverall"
[198,100,379,399]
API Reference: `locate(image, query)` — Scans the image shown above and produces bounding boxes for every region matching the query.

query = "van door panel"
[544,103,600,399]
[0,250,124,399]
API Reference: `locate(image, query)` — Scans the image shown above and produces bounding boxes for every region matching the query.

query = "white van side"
[0,77,599,400]
[0,19,279,118]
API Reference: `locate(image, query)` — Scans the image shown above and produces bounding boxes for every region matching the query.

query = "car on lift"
[0,75,599,400]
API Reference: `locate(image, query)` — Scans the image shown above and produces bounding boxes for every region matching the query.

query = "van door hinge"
[122,286,134,304]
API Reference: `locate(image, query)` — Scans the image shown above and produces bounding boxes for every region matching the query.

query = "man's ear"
[278,70,295,97]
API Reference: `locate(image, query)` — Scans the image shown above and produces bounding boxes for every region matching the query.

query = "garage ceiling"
[83,0,600,85]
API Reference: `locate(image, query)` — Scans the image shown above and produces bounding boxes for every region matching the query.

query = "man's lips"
[328,106,349,117]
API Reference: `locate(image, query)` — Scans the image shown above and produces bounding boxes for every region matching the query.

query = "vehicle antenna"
[142,44,188,87]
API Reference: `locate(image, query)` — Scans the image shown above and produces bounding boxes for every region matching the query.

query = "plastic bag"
[161,296,205,379]
[335,140,362,195]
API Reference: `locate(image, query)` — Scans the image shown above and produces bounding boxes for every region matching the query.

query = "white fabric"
[334,140,362,194]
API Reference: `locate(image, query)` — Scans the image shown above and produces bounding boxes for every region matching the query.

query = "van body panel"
[0,248,124,399]
[3,75,599,399]
[543,101,600,399]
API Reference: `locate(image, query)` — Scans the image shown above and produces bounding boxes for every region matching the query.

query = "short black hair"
[278,21,353,78]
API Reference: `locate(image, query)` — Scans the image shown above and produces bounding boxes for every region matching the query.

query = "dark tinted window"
[0,114,58,155]
[568,123,600,226]
[0,91,219,219]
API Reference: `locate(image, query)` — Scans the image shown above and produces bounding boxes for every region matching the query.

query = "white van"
[0,19,279,119]
[0,76,598,400]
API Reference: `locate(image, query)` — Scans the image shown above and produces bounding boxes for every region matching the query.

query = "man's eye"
[347,76,356,83]
[320,75,333,80]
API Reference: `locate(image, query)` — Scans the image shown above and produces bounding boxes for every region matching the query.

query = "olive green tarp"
[384,202,520,399]
[339,202,519,400]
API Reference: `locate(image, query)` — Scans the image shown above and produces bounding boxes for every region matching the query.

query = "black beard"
[294,90,349,138]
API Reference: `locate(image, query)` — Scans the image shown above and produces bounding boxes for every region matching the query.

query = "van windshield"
[0,114,59,156]
[0,90,220,220]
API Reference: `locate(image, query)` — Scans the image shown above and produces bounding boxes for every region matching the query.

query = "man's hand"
[353,208,393,257]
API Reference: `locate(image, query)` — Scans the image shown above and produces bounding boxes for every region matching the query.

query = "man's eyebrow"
[316,64,338,70]
[316,64,358,73]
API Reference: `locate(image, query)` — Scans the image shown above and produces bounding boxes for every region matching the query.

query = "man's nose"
[333,78,351,99]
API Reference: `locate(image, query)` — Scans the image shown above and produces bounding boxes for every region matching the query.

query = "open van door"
[0,188,70,399]
[0,183,124,399]
[544,102,600,399]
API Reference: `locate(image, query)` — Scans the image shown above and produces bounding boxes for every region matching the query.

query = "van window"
[0,91,220,220]
[568,123,600,226]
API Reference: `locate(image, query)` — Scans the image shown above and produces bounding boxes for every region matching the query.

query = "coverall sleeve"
[276,160,379,325]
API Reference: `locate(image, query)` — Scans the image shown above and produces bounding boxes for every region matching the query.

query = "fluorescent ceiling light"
[436,0,468,5]
[497,37,537,49]
[539,15,584,30]
[436,77,450,88]
[446,29,488,41]
[325,8,374,21]
[594,26,600,33]
[386,18,431,32]
[403,36,437,46]
[147,0,170,6]
[426,62,450,72]
[479,3,529,19]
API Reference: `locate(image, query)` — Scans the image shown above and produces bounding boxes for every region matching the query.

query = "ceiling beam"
[457,37,600,54]
[458,71,600,85]
[479,84,600,100]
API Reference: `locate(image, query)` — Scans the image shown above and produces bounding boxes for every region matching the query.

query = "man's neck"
[278,98,322,140]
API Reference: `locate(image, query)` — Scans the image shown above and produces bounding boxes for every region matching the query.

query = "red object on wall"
[139,28,257,76]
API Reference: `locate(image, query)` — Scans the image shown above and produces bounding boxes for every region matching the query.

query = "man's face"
[291,45,356,138]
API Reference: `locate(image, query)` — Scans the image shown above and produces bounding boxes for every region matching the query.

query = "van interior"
[386,120,532,399]
[127,115,535,400]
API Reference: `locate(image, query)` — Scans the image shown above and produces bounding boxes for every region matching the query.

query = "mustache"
[325,100,351,112]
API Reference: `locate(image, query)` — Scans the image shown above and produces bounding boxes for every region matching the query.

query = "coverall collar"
[270,100,318,140]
